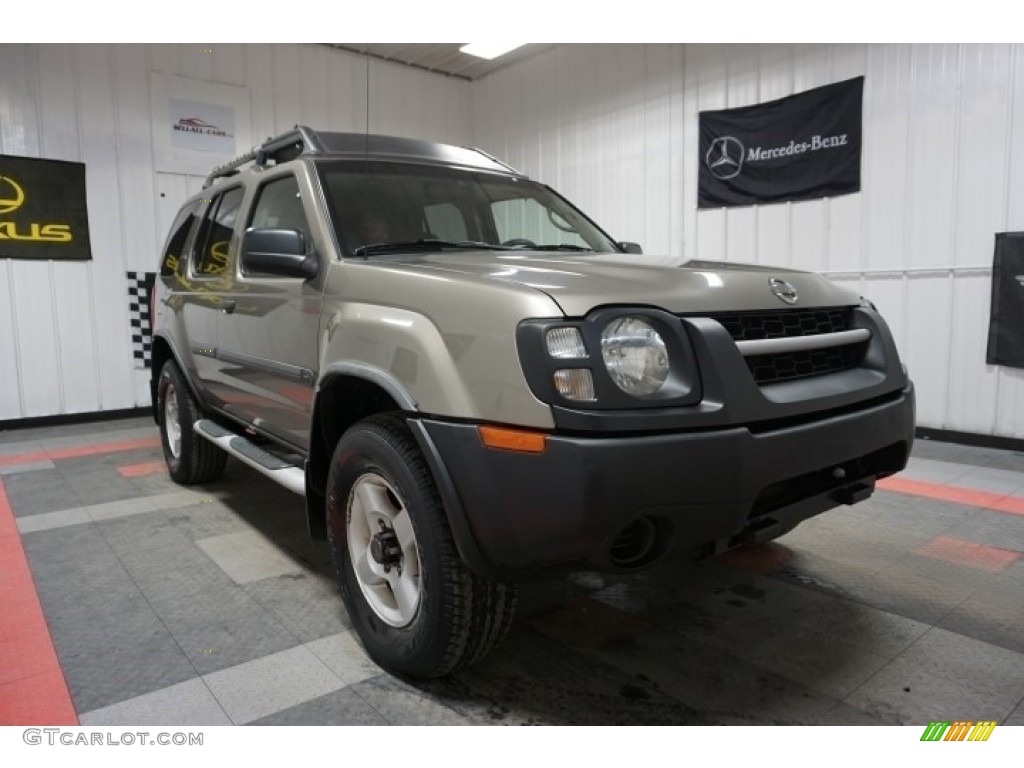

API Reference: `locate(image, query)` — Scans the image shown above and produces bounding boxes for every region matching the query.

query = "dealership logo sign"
[706,136,745,180]
[0,174,72,243]
[0,175,26,215]
[173,116,232,139]
[705,133,850,180]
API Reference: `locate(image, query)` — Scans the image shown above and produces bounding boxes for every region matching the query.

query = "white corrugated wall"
[0,43,470,421]
[3,43,1023,440]
[472,43,1024,439]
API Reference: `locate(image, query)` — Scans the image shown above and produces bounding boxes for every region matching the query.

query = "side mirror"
[619,241,643,255]
[241,228,318,279]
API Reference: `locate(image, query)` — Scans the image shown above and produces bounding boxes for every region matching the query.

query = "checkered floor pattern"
[1,417,1023,725]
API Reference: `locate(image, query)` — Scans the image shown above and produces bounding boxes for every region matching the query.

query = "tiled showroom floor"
[1,416,1023,726]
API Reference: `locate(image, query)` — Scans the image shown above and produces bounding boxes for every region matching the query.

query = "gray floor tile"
[944,511,1024,556]
[1006,699,1024,726]
[953,466,1024,497]
[18,507,90,534]
[196,531,305,585]
[656,580,929,699]
[769,546,990,626]
[3,471,78,515]
[46,584,199,714]
[0,438,45,454]
[902,457,972,485]
[305,631,383,686]
[910,439,1023,471]
[845,627,1024,724]
[163,600,302,676]
[815,701,896,725]
[94,511,196,555]
[247,687,387,726]
[0,460,55,475]
[440,627,709,725]
[203,644,345,724]
[79,678,232,725]
[937,576,1024,654]
[61,475,141,507]
[244,573,351,643]
[351,674,469,725]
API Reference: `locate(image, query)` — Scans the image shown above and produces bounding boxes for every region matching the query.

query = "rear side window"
[192,187,244,276]
[160,202,198,276]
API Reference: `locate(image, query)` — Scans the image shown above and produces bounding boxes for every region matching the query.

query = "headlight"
[600,316,670,396]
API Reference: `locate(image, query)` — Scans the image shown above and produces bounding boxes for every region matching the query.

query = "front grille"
[712,307,851,341]
[706,307,864,385]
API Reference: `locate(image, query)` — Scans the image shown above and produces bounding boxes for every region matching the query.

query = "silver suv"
[151,126,915,678]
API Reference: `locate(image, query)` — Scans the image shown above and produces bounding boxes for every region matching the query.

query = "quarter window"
[192,187,244,276]
[161,202,198,277]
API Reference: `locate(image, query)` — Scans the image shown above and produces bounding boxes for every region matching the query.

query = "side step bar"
[194,419,306,496]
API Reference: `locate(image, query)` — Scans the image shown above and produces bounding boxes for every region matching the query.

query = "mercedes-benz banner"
[986,232,1024,369]
[0,154,92,261]
[698,76,864,209]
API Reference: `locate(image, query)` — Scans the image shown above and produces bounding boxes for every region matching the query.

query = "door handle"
[221,299,237,314]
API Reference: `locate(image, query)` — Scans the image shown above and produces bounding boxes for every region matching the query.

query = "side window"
[423,202,468,241]
[248,175,311,244]
[160,203,198,277]
[192,187,244,276]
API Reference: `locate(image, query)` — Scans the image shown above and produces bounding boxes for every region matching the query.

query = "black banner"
[698,76,864,209]
[986,232,1024,368]
[0,154,92,261]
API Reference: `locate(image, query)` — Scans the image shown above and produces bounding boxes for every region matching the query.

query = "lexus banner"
[986,232,1024,369]
[698,76,864,209]
[0,154,92,261]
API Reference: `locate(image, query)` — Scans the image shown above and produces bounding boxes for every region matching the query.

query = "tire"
[327,414,517,678]
[156,359,227,484]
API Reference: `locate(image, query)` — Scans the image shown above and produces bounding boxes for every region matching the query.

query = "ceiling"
[327,44,558,81]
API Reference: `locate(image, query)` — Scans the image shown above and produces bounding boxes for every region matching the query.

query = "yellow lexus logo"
[0,175,25,215]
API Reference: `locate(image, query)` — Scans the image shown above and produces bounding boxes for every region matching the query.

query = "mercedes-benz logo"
[705,136,745,180]
[0,176,26,215]
[769,278,798,305]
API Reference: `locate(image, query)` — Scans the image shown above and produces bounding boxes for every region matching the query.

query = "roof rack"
[203,125,326,188]
[466,146,520,175]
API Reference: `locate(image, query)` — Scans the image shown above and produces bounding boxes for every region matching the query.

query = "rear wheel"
[157,360,227,484]
[327,414,516,678]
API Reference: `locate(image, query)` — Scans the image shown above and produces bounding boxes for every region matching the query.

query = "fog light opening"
[608,517,660,568]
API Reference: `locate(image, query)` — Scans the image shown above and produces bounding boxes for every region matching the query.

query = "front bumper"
[411,383,915,581]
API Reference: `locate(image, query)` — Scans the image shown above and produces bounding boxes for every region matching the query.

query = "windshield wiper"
[534,244,594,252]
[352,239,513,257]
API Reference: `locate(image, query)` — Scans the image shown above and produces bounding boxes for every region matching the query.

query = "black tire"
[156,359,227,484]
[327,414,517,678]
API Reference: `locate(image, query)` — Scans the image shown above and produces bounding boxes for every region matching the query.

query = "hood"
[372,251,861,317]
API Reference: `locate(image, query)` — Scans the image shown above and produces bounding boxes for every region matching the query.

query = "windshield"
[316,161,620,257]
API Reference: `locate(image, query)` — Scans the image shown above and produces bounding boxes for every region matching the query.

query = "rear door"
[176,186,245,399]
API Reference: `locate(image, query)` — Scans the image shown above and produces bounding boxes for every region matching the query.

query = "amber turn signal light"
[477,425,548,454]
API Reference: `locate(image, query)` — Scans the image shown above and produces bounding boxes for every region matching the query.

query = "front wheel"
[327,414,516,678]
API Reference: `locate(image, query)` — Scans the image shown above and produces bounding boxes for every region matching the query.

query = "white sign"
[150,72,252,175]
[168,98,236,154]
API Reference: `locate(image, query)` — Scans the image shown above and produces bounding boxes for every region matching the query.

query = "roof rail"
[467,146,520,175]
[203,125,325,188]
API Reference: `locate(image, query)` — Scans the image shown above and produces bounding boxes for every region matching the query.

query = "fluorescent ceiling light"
[460,43,526,60]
